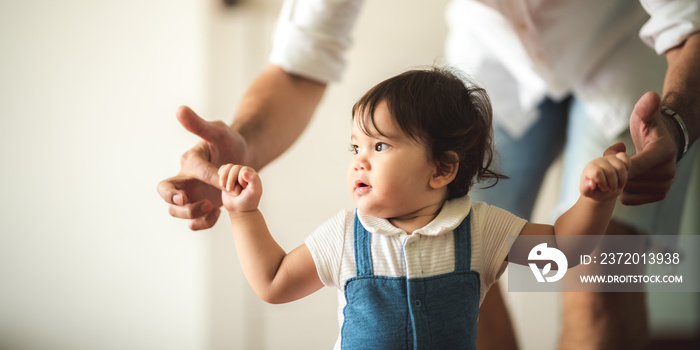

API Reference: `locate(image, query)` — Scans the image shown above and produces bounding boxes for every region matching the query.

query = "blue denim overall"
[340,213,480,350]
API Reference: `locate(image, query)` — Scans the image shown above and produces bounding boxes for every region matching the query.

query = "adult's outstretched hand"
[158,106,249,230]
[625,91,679,205]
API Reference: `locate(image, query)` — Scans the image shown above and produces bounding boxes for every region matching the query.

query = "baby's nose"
[354,159,369,171]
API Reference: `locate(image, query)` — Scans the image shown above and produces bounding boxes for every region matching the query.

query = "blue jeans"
[470,96,570,221]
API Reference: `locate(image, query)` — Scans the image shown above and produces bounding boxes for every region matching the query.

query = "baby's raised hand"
[218,164,262,213]
[580,142,631,202]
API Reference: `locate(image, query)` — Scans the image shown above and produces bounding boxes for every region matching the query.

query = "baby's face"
[348,101,444,219]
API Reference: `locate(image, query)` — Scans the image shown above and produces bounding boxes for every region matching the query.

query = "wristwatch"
[660,108,689,162]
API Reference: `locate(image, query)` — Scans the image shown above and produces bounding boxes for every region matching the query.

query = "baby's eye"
[349,144,360,155]
[375,143,390,152]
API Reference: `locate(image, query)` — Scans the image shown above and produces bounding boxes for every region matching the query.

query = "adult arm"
[626,3,700,205]
[232,64,327,169]
[157,65,326,230]
[158,0,363,230]
[662,32,700,146]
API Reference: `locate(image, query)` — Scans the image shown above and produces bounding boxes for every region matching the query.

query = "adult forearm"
[662,32,700,147]
[232,64,327,170]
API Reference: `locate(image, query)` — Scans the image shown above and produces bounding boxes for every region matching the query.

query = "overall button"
[414,300,422,308]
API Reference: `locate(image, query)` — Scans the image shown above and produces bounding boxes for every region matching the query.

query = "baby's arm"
[218,164,323,304]
[514,143,631,262]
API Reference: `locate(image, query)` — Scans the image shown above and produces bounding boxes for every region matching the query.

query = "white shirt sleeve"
[269,0,364,83]
[639,0,700,54]
[303,209,351,289]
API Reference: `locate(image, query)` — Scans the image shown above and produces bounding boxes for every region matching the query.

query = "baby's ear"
[430,151,459,190]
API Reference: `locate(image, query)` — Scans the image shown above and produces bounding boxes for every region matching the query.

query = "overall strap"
[453,213,472,272]
[353,210,374,277]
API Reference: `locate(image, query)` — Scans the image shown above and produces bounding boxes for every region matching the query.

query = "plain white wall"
[0,1,210,349]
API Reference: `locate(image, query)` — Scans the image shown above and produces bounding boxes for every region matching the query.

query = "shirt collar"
[357,195,472,236]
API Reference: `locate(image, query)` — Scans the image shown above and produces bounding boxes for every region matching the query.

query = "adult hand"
[624,92,678,205]
[157,106,249,230]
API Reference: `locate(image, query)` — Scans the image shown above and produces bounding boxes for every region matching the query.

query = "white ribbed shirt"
[304,195,527,348]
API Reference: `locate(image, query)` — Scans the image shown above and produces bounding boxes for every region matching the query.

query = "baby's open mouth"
[355,180,371,188]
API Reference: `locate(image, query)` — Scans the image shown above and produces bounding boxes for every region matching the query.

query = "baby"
[218,67,630,349]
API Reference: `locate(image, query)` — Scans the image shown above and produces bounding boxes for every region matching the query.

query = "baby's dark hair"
[352,67,507,199]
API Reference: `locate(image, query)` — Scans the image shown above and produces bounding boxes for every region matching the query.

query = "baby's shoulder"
[310,208,355,239]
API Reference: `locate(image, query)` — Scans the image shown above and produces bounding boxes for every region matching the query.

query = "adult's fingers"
[630,92,660,128]
[621,178,671,205]
[157,174,222,209]
[620,192,667,206]
[188,207,221,231]
[168,200,214,220]
[157,177,188,205]
[175,106,227,187]
[176,106,218,142]
[626,91,675,180]
[628,141,676,180]
[178,140,223,189]
[623,179,672,194]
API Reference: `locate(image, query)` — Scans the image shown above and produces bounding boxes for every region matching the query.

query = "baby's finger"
[615,151,631,170]
[603,142,626,157]
[237,167,250,190]
[604,153,630,189]
[240,166,261,191]
[226,165,243,195]
[588,161,615,192]
[603,163,619,192]
[587,162,609,192]
[581,178,597,197]
[610,156,629,190]
[218,164,233,188]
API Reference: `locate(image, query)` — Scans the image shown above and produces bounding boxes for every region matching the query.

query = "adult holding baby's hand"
[157,65,326,230]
